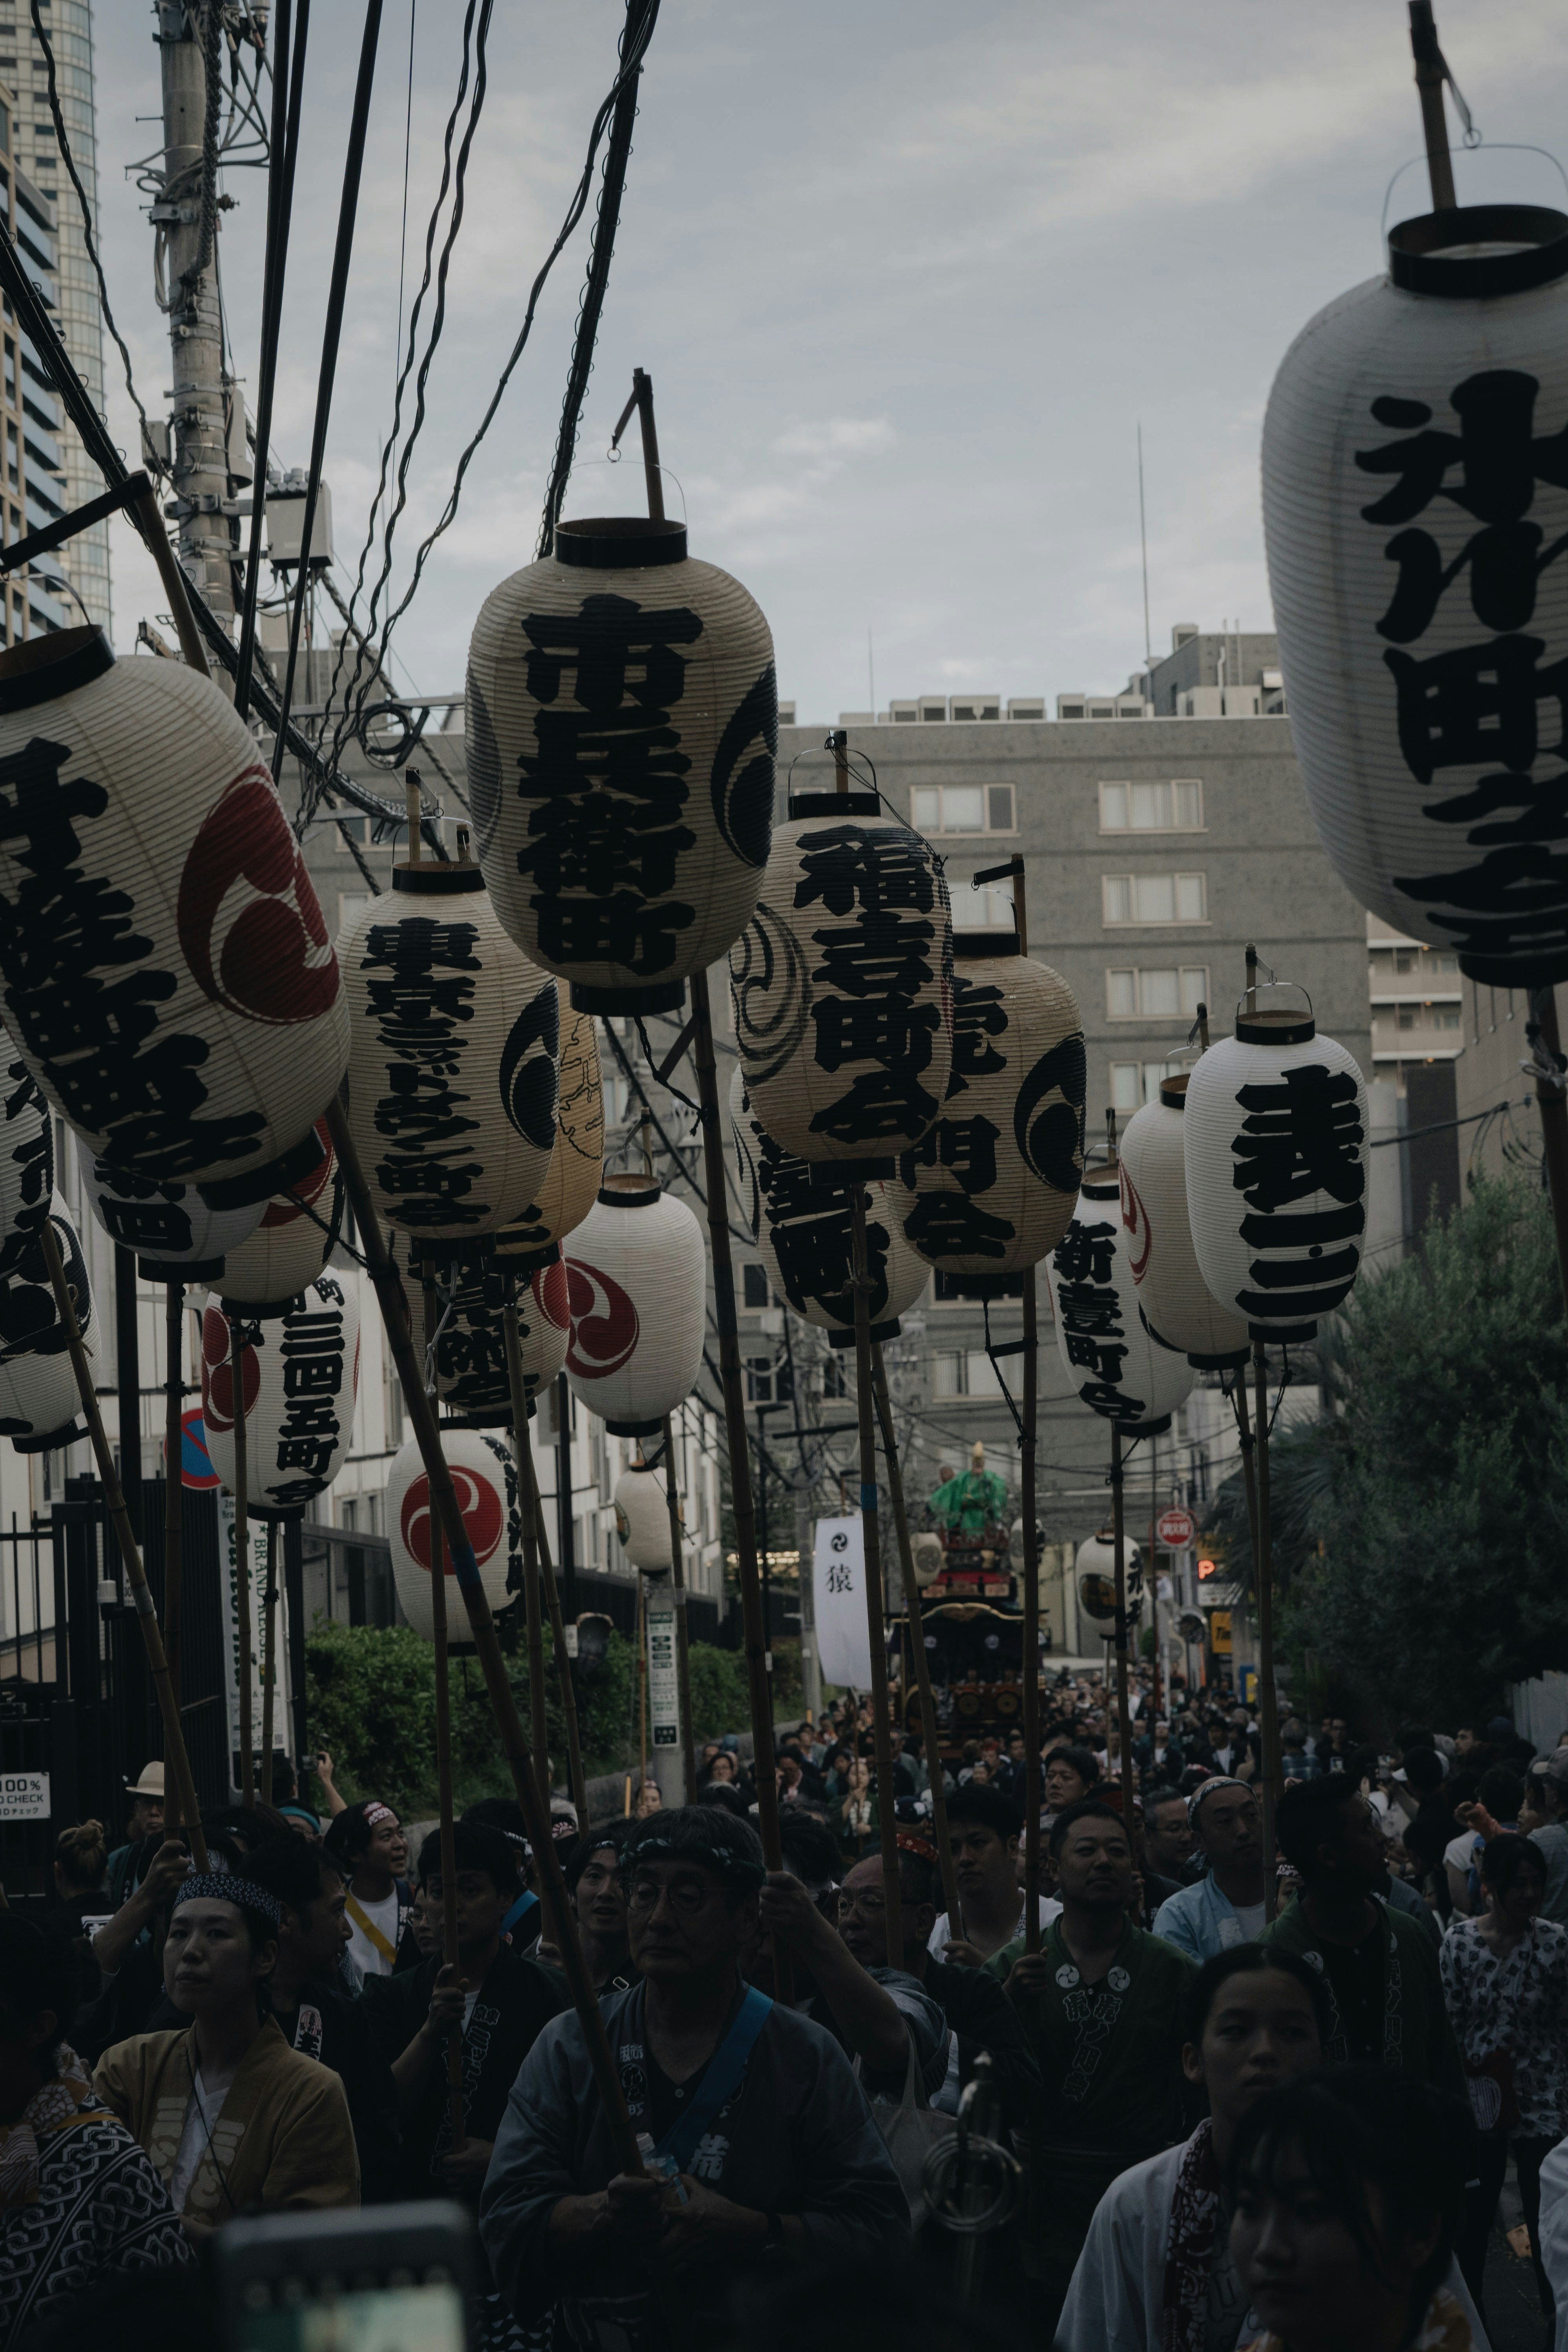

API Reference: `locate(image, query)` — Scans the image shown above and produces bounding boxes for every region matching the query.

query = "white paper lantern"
[1119,1079,1249,1368]
[77,1134,266,1283]
[199,1272,360,1517]
[730,1065,924,1343]
[218,1116,342,1315]
[1263,203,1568,984]
[0,628,348,1200]
[0,1194,95,1452]
[467,515,777,1015]
[400,1239,571,1425]
[494,1004,605,1263]
[1048,1174,1194,1433]
[1075,1528,1143,1625]
[1184,993,1370,1343]
[0,1020,52,1283]
[565,1174,706,1436]
[730,788,953,1171]
[386,1426,519,1641]
[339,862,559,1241]
[613,1463,673,1571]
[911,1530,944,1588]
[898,932,1084,1283]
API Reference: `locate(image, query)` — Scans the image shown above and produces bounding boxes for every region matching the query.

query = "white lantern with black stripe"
[386,1425,519,1641]
[1263,204,1568,984]
[494,1004,605,1264]
[1048,1172,1194,1433]
[403,1239,572,1426]
[76,1135,266,1283]
[1119,1079,1249,1368]
[339,859,558,1242]
[730,1065,925,1344]
[218,1116,342,1316]
[730,786,953,1175]
[0,1021,52,1283]
[467,516,777,1015]
[199,1272,360,1517]
[898,927,1084,1285]
[1074,1528,1144,1626]
[1184,990,1370,1342]
[0,1194,96,1452]
[0,627,349,1201]
[613,1463,673,1571]
[565,1173,706,1436]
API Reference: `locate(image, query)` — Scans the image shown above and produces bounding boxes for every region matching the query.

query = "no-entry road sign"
[1156,1506,1196,1550]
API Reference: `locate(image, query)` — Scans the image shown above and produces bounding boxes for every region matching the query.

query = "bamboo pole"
[164,1281,184,1709]
[636,1566,650,1809]
[38,1219,208,1870]
[421,1257,466,2156]
[501,1280,554,1804]
[1109,1427,1136,1824]
[849,1182,904,1971]
[231,1318,254,1809]
[1409,2,1458,212]
[1020,1270,1042,1953]
[324,1097,644,2172]
[525,1464,588,1828]
[870,1345,961,1933]
[661,1412,698,1804]
[1254,1341,1282,1922]
[260,1522,278,1808]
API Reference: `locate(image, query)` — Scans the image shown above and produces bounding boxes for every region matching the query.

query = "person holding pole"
[931,1786,1060,1964]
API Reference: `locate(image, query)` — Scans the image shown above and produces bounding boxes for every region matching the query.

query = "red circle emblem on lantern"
[1120,1165,1152,1283]
[260,1119,334,1229]
[200,1305,261,1432]
[400,1464,505,1573]
[177,768,340,1026]
[537,1256,570,1332]
[565,1258,639,1378]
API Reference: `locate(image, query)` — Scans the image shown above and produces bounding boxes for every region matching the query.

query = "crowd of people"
[0,1675,1564,2352]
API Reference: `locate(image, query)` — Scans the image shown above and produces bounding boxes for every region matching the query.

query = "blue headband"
[173,1872,282,1929]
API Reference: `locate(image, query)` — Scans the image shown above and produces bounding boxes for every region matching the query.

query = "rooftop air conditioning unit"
[777,700,797,727]
[889,699,919,723]
[1056,696,1087,720]
[1008,698,1046,721]
[918,696,948,722]
[949,695,1000,722]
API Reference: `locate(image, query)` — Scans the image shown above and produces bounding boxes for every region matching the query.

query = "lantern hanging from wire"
[1184,981,1370,1343]
[494,1004,605,1266]
[1262,199,1568,983]
[730,778,953,1174]
[898,925,1084,1285]
[0,1023,52,1283]
[729,1065,925,1344]
[217,1116,341,1316]
[613,1462,673,1571]
[199,1272,360,1518]
[0,1194,96,1453]
[466,515,777,1014]
[564,1172,706,1436]
[1119,1078,1250,1368]
[404,1238,571,1426]
[0,628,349,1201]
[76,1135,266,1283]
[1047,1168,1194,1433]
[386,1425,520,1640]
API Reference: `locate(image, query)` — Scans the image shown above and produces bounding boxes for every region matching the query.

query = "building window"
[821,1354,846,1400]
[1109,1059,1185,1111]
[742,1263,770,1309]
[1102,872,1207,925]
[911,784,1016,835]
[1099,779,1203,831]
[746,1357,793,1405]
[1105,966,1208,1019]
[933,1351,1005,1399]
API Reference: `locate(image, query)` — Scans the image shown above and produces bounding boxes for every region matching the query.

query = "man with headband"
[480,1805,907,2350]
[322,1800,411,1980]
[1151,1778,1267,1962]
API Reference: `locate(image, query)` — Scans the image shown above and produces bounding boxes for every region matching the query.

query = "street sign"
[1210,1610,1233,1656]
[0,1772,48,1821]
[171,1406,220,1491]
[1156,1506,1195,1549]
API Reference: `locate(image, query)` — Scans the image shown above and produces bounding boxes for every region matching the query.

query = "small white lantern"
[565,1174,706,1436]
[386,1425,519,1641]
[218,1116,342,1315]
[77,1133,266,1282]
[1119,1080,1249,1368]
[1047,1173,1194,1432]
[1184,990,1370,1342]
[1074,1528,1143,1624]
[0,1194,96,1452]
[613,1463,673,1571]
[199,1271,360,1517]
[0,1021,52,1282]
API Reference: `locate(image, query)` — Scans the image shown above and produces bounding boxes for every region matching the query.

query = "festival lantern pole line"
[849,1180,906,1972]
[419,1251,466,2158]
[260,1523,278,1809]
[164,1281,184,1708]
[1013,855,1044,1959]
[636,1566,650,1805]
[501,1279,559,1822]
[1528,985,1568,1314]
[38,1218,209,1871]
[1240,941,1283,1915]
[323,1094,646,2173]
[1102,1111,1138,1814]
[230,1317,255,1810]
[869,1345,961,1936]
[660,1412,698,1804]
[517,1426,589,1829]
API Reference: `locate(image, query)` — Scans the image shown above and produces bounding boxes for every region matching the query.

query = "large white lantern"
[386,1426,519,1640]
[218,1116,341,1314]
[0,1195,95,1452]
[339,861,558,1241]
[0,1022,52,1281]
[0,628,348,1200]
[1184,993,1370,1342]
[199,1272,360,1517]
[1119,1079,1249,1368]
[730,787,953,1173]
[613,1463,673,1571]
[898,929,1084,1283]
[730,1065,925,1342]
[1263,202,1568,983]
[494,1004,605,1263]
[565,1173,705,1436]
[466,516,777,1014]
[1048,1172,1194,1433]
[76,1134,266,1283]
[402,1241,571,1425]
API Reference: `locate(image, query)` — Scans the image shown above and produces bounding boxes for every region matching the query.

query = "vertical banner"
[645,1577,680,1750]
[813,1517,871,1689]
[217,1494,290,1782]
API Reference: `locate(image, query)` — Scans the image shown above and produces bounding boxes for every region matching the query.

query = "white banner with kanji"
[813,1517,871,1689]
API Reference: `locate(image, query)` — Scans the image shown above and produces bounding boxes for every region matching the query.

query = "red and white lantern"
[0,1194,95,1452]
[403,1241,571,1425]
[200,1272,360,1517]
[218,1117,341,1315]
[386,1426,519,1640]
[565,1174,706,1437]
[76,1134,265,1283]
[1119,1080,1249,1368]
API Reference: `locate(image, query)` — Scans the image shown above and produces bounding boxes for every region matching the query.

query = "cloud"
[773,417,895,460]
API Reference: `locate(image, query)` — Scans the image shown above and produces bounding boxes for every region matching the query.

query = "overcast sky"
[85,0,1568,726]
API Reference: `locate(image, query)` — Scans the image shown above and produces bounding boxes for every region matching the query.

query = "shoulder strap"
[501,1889,540,1943]
[343,1892,397,1967]
[652,1985,773,2174]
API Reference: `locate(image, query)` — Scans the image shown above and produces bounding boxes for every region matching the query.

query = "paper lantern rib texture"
[387,1426,519,1640]
[898,934,1084,1281]
[0,628,349,1198]
[1047,1176,1194,1433]
[0,1194,95,1452]
[494,1004,604,1262]
[0,1020,53,1283]
[77,1132,265,1283]
[339,863,558,1241]
[1119,1079,1250,1368]
[199,1273,360,1519]
[1183,1003,1370,1343]
[397,1236,570,1425]
[466,516,777,1015]
[730,790,953,1168]
[1262,204,1568,985]
[218,1116,341,1315]
[730,1064,924,1344]
[613,1463,674,1571]
[564,1173,706,1436]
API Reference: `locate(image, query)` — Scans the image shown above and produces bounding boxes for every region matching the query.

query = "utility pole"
[153,1,236,621]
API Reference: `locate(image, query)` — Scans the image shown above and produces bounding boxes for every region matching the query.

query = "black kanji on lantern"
[793,820,944,1148]
[1229,1065,1365,1323]
[362,918,488,1229]
[273,1281,347,1498]
[1052,1221,1145,1424]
